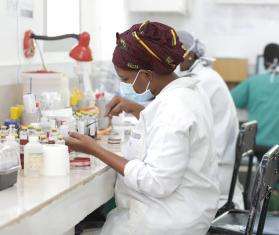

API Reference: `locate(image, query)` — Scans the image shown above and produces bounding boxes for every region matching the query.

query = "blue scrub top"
[231,73,279,147]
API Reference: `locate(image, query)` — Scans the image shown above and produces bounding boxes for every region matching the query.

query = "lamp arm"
[31,33,79,41]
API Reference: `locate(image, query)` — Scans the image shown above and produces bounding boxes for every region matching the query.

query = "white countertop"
[0,138,122,235]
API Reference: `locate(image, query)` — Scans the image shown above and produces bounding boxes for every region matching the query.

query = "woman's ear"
[135,70,154,92]
[144,70,154,81]
[181,52,197,71]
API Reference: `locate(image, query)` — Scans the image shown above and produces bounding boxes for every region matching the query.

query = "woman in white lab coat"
[66,21,219,235]
[176,31,244,209]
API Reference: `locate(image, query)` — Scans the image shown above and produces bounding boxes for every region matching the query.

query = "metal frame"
[245,146,279,234]
[210,145,279,235]
[243,154,254,209]
[216,121,258,217]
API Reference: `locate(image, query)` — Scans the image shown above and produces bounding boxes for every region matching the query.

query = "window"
[44,0,80,52]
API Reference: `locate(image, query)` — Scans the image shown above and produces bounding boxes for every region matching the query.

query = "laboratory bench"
[0,138,122,235]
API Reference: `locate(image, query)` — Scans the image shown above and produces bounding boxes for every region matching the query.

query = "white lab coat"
[176,62,244,209]
[100,77,220,235]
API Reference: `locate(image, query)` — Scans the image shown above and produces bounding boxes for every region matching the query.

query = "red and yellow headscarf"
[112,21,187,75]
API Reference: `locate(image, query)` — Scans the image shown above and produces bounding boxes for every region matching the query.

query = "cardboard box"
[213,58,248,82]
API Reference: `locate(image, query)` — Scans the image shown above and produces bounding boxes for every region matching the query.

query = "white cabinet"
[127,0,191,15]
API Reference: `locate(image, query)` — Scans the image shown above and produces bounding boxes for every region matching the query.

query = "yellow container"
[70,95,79,106]
[17,105,24,117]
[70,89,84,106]
[10,106,20,120]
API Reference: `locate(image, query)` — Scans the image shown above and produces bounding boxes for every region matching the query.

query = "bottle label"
[77,121,85,135]
[20,132,28,140]
[25,153,43,176]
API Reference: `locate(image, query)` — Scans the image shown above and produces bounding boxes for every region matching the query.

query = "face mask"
[267,59,279,83]
[119,70,154,103]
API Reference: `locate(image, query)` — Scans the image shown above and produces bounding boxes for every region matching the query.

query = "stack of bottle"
[0,110,99,176]
[0,124,65,173]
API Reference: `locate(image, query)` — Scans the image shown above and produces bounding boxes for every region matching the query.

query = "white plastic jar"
[24,136,43,177]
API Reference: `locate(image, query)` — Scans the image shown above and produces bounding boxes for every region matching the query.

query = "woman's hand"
[65,132,100,155]
[65,132,128,175]
[105,96,144,119]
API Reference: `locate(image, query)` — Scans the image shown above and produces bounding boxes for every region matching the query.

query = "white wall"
[0,0,37,66]
[0,0,76,119]
[0,0,43,85]
[81,0,279,66]
[0,0,42,119]
[81,0,129,62]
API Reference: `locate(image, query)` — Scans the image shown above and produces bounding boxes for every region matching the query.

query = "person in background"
[176,31,244,210]
[66,21,220,235]
[231,43,279,160]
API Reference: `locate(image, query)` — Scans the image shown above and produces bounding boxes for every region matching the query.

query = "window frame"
[43,0,82,53]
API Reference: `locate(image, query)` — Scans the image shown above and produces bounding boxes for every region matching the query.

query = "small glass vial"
[88,115,97,139]
[8,124,17,137]
[0,125,8,138]
[39,134,47,143]
[35,127,43,137]
[56,135,66,145]
[0,134,6,144]
[40,136,49,145]
[59,122,69,138]
[77,113,86,135]
[27,125,36,137]
[81,111,90,135]
[48,128,59,144]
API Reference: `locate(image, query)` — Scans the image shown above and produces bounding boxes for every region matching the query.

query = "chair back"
[240,121,259,209]
[229,121,258,204]
[245,145,279,235]
[216,121,258,217]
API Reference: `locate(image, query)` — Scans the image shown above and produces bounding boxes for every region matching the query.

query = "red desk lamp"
[23,30,93,62]
[23,30,94,108]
